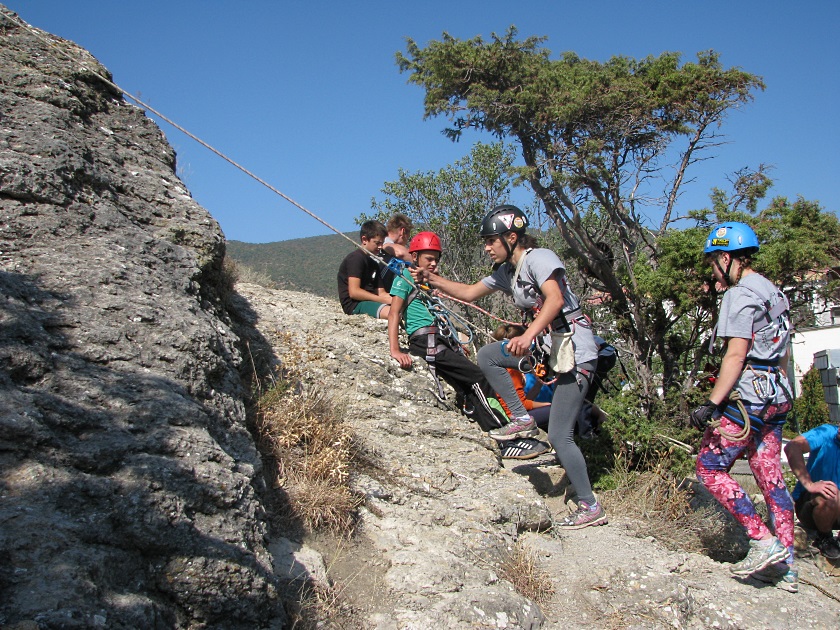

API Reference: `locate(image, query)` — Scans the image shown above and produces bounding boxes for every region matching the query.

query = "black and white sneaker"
[500,438,551,460]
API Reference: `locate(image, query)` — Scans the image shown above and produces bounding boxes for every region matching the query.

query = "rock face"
[0,8,282,628]
[3,7,840,630]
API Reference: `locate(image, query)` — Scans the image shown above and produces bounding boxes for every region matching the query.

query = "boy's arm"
[348,277,392,304]
[383,242,411,262]
[387,294,413,368]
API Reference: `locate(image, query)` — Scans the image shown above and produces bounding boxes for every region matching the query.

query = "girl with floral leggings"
[690,222,796,592]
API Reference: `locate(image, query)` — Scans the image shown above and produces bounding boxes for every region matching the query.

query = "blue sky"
[8,1,839,243]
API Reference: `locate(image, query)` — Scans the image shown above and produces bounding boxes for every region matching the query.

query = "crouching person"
[785,424,840,560]
[388,232,506,432]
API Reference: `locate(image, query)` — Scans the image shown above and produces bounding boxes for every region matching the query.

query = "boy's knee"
[813,493,840,516]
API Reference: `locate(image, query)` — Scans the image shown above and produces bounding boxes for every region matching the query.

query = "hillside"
[227,233,357,298]
[237,282,840,629]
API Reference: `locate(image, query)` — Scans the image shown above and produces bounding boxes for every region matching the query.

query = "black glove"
[689,399,723,430]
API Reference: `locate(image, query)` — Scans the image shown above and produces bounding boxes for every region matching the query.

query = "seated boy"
[337,220,392,319]
[383,212,413,262]
[381,213,413,292]
[387,232,505,432]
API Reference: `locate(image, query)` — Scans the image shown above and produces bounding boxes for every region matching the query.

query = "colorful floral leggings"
[696,407,794,565]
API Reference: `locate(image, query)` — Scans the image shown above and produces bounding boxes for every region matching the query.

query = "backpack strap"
[738,283,790,334]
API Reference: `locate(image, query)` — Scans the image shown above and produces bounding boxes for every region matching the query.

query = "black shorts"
[795,491,840,531]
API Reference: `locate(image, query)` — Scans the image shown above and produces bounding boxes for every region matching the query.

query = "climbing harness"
[409,325,449,400]
[403,283,479,399]
[707,280,793,439]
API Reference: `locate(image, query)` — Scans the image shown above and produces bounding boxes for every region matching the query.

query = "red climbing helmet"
[409,231,442,253]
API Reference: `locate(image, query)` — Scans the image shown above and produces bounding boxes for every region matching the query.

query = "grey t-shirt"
[716,272,791,405]
[482,248,598,364]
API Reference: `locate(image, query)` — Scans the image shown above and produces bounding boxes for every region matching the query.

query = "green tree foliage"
[397,28,840,405]
[364,142,514,286]
[792,367,831,433]
[363,142,526,334]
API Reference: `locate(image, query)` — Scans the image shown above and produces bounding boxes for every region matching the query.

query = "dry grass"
[288,581,360,630]
[496,541,555,607]
[601,455,739,558]
[254,333,362,535]
[257,384,362,534]
[223,255,277,289]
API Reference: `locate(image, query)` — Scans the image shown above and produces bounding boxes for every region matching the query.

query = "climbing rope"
[712,390,751,441]
[436,292,521,326]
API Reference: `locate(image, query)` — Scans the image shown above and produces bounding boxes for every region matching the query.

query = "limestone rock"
[0,8,283,628]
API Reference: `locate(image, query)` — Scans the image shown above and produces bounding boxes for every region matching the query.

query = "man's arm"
[383,242,411,262]
[387,294,412,368]
[348,276,391,304]
[785,436,838,501]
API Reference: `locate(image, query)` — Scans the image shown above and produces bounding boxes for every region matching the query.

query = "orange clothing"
[498,368,536,417]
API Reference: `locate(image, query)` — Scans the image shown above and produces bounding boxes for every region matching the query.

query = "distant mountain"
[226,233,358,298]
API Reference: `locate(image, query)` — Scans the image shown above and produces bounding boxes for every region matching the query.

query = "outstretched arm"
[418,269,494,303]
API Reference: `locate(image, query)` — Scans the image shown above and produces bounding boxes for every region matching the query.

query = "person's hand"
[390,350,413,369]
[409,266,428,284]
[806,479,839,501]
[689,400,719,430]
[505,334,534,357]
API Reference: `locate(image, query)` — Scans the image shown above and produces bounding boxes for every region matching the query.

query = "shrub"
[257,384,362,534]
[792,366,830,433]
[584,386,697,491]
[496,541,555,607]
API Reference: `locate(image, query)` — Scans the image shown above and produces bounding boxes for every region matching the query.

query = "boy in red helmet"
[388,232,513,435]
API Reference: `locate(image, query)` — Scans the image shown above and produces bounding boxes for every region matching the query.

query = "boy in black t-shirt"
[337,221,391,319]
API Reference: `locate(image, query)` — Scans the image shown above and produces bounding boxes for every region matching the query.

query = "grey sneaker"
[752,562,799,593]
[489,415,538,441]
[555,500,608,530]
[730,537,790,576]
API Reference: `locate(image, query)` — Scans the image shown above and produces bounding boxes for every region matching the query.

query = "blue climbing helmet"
[703,222,760,256]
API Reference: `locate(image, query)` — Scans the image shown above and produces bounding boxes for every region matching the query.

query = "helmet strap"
[502,232,515,262]
[712,256,731,289]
